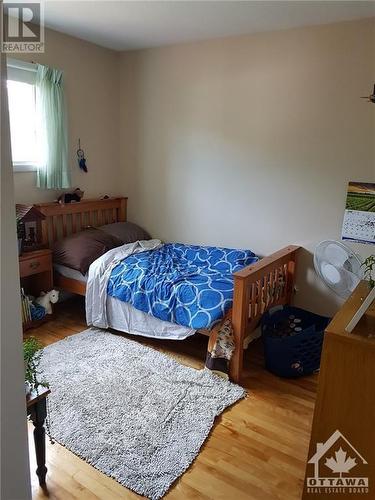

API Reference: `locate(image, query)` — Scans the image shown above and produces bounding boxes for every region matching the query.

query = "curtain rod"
[7,57,37,72]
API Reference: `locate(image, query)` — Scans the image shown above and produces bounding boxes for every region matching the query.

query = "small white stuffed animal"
[35,289,59,314]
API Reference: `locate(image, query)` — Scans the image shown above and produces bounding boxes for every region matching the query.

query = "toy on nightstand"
[16,204,46,254]
[58,188,84,204]
[35,289,59,315]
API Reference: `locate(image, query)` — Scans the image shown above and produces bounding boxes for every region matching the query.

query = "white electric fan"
[314,240,375,333]
[314,240,364,299]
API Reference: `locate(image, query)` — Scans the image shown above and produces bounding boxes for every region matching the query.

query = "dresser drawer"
[19,254,51,278]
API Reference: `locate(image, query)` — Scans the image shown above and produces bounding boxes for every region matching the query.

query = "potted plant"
[23,337,48,395]
[362,255,375,289]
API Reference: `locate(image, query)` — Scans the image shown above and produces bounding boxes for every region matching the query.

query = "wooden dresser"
[303,281,375,498]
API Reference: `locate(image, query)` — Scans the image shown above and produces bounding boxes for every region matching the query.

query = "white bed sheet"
[55,259,195,341]
[54,264,87,282]
[106,296,195,340]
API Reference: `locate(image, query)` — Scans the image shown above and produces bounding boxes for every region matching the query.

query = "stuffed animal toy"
[35,289,59,314]
[58,188,84,204]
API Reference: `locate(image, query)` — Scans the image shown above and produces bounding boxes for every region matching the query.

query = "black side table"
[26,386,51,486]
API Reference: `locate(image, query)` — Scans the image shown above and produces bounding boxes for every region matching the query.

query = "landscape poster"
[342,182,375,245]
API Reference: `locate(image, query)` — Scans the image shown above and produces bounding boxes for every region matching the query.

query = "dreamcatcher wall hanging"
[77,138,88,172]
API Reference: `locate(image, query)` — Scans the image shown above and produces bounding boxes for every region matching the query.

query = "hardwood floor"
[27,297,317,500]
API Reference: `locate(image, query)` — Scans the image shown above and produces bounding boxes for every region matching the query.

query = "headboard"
[34,197,127,247]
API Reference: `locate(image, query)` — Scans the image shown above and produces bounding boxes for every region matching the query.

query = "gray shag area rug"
[40,328,245,499]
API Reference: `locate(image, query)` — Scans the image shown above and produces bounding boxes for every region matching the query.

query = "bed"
[34,197,300,383]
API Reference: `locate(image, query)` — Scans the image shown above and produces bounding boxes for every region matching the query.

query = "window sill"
[13,163,37,173]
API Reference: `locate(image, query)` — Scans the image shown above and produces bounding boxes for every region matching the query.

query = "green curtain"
[36,64,71,189]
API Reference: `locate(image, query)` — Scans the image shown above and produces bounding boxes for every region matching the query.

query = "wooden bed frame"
[34,197,299,383]
[34,197,127,296]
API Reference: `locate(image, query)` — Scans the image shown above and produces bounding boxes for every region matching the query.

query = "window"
[7,59,40,172]
[7,60,70,188]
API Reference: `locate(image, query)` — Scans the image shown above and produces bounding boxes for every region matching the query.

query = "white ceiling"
[42,0,375,51]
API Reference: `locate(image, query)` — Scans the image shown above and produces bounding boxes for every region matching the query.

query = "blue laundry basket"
[261,306,330,378]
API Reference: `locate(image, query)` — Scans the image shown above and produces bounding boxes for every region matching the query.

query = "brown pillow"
[53,228,122,275]
[100,222,150,244]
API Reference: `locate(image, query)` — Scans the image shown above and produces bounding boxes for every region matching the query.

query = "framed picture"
[342,182,375,245]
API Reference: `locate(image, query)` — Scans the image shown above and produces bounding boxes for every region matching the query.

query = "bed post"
[230,275,248,383]
[229,245,300,383]
[286,252,297,304]
[40,218,49,247]
[119,198,127,222]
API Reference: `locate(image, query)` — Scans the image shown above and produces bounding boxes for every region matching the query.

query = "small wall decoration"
[77,138,88,172]
[342,182,375,245]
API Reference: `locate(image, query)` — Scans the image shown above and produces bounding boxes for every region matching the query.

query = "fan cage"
[314,240,364,299]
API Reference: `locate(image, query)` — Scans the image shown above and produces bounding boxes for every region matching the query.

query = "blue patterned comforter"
[107,243,258,330]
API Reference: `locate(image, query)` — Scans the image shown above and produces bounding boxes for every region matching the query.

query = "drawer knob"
[30,261,40,270]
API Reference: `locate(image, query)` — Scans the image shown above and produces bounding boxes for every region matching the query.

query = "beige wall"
[119,18,375,316]
[12,27,121,204]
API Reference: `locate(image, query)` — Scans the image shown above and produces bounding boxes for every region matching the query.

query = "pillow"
[53,228,122,275]
[100,222,150,244]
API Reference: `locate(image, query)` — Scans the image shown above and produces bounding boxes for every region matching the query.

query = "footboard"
[230,245,300,382]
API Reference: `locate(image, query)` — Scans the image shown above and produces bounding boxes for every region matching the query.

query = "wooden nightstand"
[19,249,53,330]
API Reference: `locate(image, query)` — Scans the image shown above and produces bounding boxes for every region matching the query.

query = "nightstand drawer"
[19,254,51,278]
